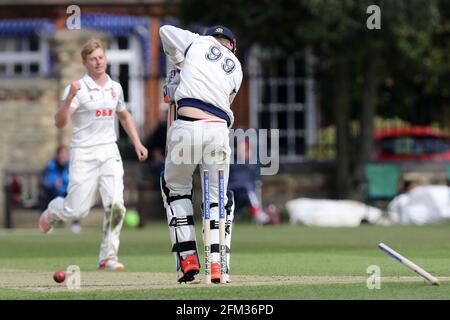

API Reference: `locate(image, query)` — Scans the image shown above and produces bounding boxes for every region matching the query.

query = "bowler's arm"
[117,109,148,162]
[55,82,79,128]
[55,103,76,129]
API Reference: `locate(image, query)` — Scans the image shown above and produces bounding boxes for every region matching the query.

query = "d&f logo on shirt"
[96,109,113,118]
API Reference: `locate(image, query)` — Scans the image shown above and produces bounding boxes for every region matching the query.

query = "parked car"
[374,126,450,161]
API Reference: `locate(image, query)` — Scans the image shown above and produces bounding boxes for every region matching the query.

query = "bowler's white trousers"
[47,143,125,263]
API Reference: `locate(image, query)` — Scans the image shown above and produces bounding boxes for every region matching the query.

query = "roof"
[0,19,55,36]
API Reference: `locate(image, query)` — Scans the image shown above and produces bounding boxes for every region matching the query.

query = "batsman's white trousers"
[165,119,231,199]
[164,119,231,266]
[47,143,125,263]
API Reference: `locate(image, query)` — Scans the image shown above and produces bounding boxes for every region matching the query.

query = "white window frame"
[0,36,50,76]
[107,35,145,138]
[248,47,318,163]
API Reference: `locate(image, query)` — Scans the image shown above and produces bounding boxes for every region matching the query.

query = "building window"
[0,36,50,76]
[249,48,318,163]
[107,35,145,140]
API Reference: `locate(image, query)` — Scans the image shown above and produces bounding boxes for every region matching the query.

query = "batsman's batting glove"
[163,67,181,103]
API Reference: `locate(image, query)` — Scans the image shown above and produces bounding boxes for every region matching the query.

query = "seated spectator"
[9,175,23,205]
[229,139,271,224]
[40,146,69,208]
[39,145,81,233]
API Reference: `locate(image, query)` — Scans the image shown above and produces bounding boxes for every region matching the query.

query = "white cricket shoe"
[39,209,55,234]
[98,259,125,270]
[253,211,270,225]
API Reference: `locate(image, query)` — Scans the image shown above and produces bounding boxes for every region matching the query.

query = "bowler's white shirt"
[61,74,126,148]
[160,25,243,127]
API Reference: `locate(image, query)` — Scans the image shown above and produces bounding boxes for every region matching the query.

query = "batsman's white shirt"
[160,25,243,127]
[61,74,127,148]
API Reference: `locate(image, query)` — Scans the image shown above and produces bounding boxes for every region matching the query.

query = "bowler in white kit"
[39,39,148,270]
[159,24,243,283]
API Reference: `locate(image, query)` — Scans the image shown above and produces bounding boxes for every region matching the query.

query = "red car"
[374,126,450,161]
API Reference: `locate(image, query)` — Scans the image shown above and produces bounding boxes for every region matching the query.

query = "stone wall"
[0,78,60,220]
[136,164,333,224]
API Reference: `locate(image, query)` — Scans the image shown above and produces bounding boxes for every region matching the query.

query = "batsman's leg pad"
[160,173,199,278]
[166,199,200,281]
[167,198,196,256]
[205,204,220,264]
[202,195,234,270]
[225,190,235,272]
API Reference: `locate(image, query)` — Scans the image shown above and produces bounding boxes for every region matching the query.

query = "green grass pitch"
[1,222,450,299]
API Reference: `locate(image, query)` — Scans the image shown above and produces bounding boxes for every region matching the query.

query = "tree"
[377,0,449,125]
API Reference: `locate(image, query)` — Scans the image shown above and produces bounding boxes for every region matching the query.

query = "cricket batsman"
[38,39,148,270]
[159,24,243,283]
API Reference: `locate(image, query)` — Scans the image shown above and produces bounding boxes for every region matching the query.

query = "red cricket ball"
[53,271,66,283]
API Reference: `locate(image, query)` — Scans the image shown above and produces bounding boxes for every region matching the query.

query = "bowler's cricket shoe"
[39,209,55,234]
[178,255,200,283]
[98,259,125,270]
